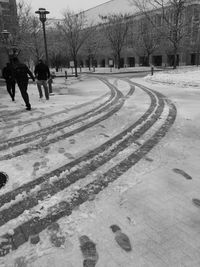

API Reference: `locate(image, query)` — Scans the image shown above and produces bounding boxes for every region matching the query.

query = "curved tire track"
[0,80,129,161]
[0,79,135,206]
[0,81,159,222]
[0,80,176,257]
[0,82,118,151]
[0,93,109,131]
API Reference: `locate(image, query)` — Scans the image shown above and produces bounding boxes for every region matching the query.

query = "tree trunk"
[146,54,150,66]
[117,52,121,69]
[88,56,91,71]
[173,46,178,69]
[74,57,78,77]
[196,52,199,67]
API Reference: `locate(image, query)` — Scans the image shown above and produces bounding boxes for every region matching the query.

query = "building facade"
[78,0,200,68]
[0,0,17,70]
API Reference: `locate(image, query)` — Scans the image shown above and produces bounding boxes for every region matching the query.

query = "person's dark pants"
[16,79,31,108]
[6,80,16,101]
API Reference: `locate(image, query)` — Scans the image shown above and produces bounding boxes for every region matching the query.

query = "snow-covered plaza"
[0,67,200,266]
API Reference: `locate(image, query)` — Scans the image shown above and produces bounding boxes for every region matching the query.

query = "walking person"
[12,57,35,111]
[34,59,50,100]
[2,62,16,101]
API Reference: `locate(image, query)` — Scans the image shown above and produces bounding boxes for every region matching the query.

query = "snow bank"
[145,66,200,88]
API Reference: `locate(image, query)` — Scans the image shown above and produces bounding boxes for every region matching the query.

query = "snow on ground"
[145,66,200,88]
[0,68,200,266]
[0,76,111,191]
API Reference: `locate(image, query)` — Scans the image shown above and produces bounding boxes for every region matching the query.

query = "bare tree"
[45,26,66,70]
[16,1,33,54]
[28,17,42,62]
[58,10,94,77]
[100,14,130,69]
[80,32,101,71]
[12,0,43,65]
[133,18,161,66]
[15,1,67,68]
[132,0,186,69]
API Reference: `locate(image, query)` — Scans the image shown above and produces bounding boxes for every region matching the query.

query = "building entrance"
[153,56,162,66]
[191,53,200,65]
[167,55,179,66]
[128,57,135,67]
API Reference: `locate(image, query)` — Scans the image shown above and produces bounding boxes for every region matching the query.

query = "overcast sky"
[29,0,110,18]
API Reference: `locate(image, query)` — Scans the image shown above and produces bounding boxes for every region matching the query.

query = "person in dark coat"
[2,62,16,101]
[12,57,35,111]
[34,59,50,100]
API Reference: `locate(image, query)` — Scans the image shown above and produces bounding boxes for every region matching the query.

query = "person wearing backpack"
[2,62,16,101]
[34,59,50,100]
[12,57,35,110]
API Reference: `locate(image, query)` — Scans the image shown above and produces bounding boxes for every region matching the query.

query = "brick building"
[0,0,17,70]
[78,0,200,68]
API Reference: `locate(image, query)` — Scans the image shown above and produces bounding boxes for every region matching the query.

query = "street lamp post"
[35,8,53,94]
[35,8,49,65]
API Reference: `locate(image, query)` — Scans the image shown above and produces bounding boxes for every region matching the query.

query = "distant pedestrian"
[34,59,50,100]
[2,62,16,101]
[12,57,35,111]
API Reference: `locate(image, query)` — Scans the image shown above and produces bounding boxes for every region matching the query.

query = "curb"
[85,70,163,75]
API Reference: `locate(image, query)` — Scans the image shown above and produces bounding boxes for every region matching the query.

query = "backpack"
[2,66,15,81]
[14,63,28,81]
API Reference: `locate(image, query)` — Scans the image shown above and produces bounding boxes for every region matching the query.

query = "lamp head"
[1,30,10,42]
[35,8,50,22]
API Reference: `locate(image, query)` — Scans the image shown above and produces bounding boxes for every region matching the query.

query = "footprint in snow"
[47,222,60,233]
[79,235,99,267]
[32,162,40,176]
[134,141,141,146]
[41,158,49,167]
[173,168,192,180]
[99,133,109,138]
[12,182,20,190]
[29,234,40,245]
[15,164,24,170]
[192,199,200,207]
[110,225,132,252]
[47,222,66,248]
[58,147,65,154]
[43,147,50,153]
[33,162,40,169]
[98,124,105,129]
[64,153,75,159]
[144,157,154,162]
[14,257,27,267]
[37,121,42,127]
[50,234,65,248]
